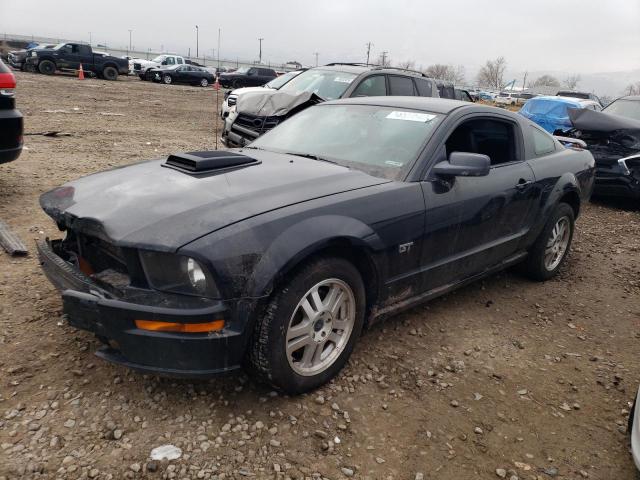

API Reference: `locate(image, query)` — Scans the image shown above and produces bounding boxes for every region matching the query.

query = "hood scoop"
[163,151,260,175]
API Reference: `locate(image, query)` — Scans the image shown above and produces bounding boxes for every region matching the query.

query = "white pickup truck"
[130,54,186,79]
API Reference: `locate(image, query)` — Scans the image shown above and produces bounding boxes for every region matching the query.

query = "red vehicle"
[0,58,23,164]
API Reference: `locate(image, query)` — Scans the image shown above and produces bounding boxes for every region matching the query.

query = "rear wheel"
[200,78,209,87]
[102,66,118,81]
[38,59,56,75]
[521,203,574,281]
[163,74,173,85]
[247,257,365,394]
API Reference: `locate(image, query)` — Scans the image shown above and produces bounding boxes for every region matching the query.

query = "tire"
[138,74,145,81]
[102,66,118,81]
[163,74,173,85]
[232,79,241,89]
[247,257,366,394]
[200,78,209,87]
[38,59,56,75]
[521,203,575,281]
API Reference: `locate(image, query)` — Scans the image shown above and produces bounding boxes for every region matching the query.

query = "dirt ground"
[1,71,639,480]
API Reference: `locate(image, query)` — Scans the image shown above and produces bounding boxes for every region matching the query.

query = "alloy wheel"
[544,216,570,271]
[285,278,356,376]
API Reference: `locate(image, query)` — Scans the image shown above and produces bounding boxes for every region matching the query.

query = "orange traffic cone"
[78,64,85,80]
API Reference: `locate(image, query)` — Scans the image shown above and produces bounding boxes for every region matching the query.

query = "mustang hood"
[40,150,389,251]
[236,90,324,117]
[568,109,640,165]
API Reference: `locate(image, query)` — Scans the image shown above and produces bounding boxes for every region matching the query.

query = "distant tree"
[564,74,581,90]
[425,64,466,84]
[533,75,561,87]
[476,57,507,90]
[624,82,640,95]
[396,60,416,70]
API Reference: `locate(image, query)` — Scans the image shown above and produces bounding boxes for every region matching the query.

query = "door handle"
[515,179,533,189]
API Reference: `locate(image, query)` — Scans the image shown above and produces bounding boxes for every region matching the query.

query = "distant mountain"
[500,69,640,98]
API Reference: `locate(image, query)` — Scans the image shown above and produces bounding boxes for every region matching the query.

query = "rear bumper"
[36,239,250,377]
[0,109,23,164]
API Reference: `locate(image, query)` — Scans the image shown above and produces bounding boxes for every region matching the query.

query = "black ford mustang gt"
[37,97,595,393]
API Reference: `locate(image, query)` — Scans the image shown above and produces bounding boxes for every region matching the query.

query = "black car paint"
[218,67,277,88]
[38,97,595,377]
[145,65,215,86]
[25,43,129,77]
[0,59,23,164]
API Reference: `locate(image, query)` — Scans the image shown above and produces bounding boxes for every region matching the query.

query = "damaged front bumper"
[37,239,250,377]
[594,154,640,199]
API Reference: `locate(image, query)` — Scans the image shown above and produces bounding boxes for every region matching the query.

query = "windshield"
[278,69,357,100]
[234,67,249,74]
[265,70,303,89]
[52,43,67,50]
[151,55,166,63]
[603,99,640,121]
[250,104,442,180]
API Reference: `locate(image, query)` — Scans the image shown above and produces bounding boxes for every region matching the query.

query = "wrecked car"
[518,96,601,134]
[564,106,640,200]
[223,63,443,147]
[37,97,594,394]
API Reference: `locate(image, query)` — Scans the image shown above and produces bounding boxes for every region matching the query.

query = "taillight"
[0,72,16,96]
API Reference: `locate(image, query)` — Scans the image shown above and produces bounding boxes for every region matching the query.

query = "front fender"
[247,215,383,298]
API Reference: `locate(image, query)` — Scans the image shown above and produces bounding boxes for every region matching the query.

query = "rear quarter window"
[388,76,416,96]
[531,126,556,156]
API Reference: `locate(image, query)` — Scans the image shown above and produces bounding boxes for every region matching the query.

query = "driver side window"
[445,118,518,166]
[165,57,175,65]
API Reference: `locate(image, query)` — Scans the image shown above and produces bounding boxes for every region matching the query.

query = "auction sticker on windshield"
[333,77,354,83]
[386,111,436,122]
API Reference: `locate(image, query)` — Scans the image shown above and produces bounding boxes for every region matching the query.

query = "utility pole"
[258,37,264,64]
[195,25,199,58]
[217,28,221,70]
[128,30,132,55]
[365,42,373,66]
[314,52,319,67]
[88,32,92,46]
[380,51,388,66]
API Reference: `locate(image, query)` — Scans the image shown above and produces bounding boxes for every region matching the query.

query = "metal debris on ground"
[0,220,28,256]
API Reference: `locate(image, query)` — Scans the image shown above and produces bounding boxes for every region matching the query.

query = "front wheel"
[200,78,209,87]
[38,59,56,75]
[247,257,365,394]
[521,202,575,281]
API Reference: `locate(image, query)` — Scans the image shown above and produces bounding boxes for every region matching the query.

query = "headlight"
[31,51,37,57]
[139,251,219,298]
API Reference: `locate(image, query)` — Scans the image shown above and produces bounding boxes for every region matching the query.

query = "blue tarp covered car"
[519,96,599,134]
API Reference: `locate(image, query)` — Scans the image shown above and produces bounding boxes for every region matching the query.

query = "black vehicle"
[0,59,23,164]
[7,43,55,71]
[454,88,474,102]
[37,97,594,393]
[218,66,278,88]
[146,64,216,87]
[25,43,129,80]
[566,102,640,200]
[224,63,444,147]
[557,90,602,106]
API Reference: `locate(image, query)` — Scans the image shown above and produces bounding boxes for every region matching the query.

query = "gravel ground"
[1,71,639,480]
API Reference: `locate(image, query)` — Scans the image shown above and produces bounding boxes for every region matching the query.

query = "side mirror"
[432,152,490,177]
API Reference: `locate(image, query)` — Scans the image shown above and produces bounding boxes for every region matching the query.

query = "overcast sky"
[2,0,639,79]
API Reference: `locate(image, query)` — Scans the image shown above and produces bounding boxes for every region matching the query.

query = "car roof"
[313,64,372,74]
[322,95,495,115]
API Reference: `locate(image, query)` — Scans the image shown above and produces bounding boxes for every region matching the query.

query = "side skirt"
[368,251,528,325]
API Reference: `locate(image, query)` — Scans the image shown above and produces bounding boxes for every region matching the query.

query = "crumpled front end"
[566,109,640,199]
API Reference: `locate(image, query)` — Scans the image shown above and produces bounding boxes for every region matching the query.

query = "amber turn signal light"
[135,319,224,333]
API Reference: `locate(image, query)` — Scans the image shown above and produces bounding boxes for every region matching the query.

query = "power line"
[258,37,264,64]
